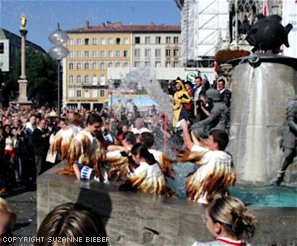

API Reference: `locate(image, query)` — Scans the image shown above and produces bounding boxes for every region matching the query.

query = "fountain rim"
[228,54,297,70]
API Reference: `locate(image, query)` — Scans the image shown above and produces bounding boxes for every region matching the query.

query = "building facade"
[0,28,45,73]
[64,23,181,109]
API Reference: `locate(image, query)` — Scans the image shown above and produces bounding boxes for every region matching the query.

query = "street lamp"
[48,23,69,117]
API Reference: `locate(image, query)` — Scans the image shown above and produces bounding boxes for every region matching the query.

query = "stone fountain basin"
[37,163,297,246]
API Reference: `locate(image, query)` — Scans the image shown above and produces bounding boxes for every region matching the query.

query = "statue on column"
[274,96,297,185]
[20,14,27,31]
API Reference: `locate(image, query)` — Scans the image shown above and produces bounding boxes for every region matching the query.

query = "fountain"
[37,62,297,245]
[228,55,297,185]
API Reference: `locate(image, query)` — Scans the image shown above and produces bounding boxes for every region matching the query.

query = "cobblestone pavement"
[1,186,37,246]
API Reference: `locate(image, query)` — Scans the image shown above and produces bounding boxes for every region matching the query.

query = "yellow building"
[64,22,181,110]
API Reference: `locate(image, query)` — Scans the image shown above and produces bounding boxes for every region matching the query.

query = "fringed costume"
[149,149,175,179]
[52,126,80,175]
[177,145,236,204]
[68,130,106,181]
[125,161,167,195]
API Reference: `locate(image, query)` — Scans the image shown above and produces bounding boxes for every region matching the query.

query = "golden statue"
[20,14,27,30]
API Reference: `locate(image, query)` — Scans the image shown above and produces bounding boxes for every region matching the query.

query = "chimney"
[86,20,89,29]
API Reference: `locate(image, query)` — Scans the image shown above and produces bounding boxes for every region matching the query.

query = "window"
[155,48,161,57]
[173,49,179,56]
[68,62,74,70]
[69,75,74,84]
[145,37,151,44]
[134,61,140,67]
[99,62,105,70]
[68,38,74,45]
[77,51,82,57]
[155,36,161,44]
[100,75,105,85]
[124,38,129,44]
[173,37,179,44]
[165,49,171,56]
[115,50,120,57]
[134,49,140,57]
[107,62,112,68]
[68,88,74,97]
[155,61,161,67]
[76,75,82,84]
[92,50,97,57]
[123,62,129,67]
[100,38,105,45]
[135,37,140,44]
[92,89,97,97]
[77,38,82,45]
[116,38,121,45]
[108,38,113,44]
[173,61,179,67]
[145,61,151,67]
[77,90,82,97]
[100,50,105,57]
[99,89,105,98]
[165,61,171,67]
[77,62,82,70]
[84,50,89,58]
[166,37,171,44]
[92,62,97,70]
[84,38,89,45]
[85,89,90,97]
[84,75,89,84]
[115,62,120,67]
[123,50,128,57]
[84,62,89,70]
[108,50,113,57]
[69,51,74,58]
[92,75,97,85]
[145,49,151,57]
[92,38,98,45]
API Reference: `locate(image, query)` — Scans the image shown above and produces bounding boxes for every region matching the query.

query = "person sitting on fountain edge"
[176,119,236,204]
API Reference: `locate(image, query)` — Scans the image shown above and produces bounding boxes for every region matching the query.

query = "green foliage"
[4,46,57,107]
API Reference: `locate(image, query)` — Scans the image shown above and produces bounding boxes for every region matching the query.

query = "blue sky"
[0,0,181,51]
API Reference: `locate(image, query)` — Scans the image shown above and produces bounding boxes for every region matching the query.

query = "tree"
[4,46,57,107]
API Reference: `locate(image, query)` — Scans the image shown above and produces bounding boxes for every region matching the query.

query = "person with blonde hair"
[0,198,16,246]
[35,202,108,246]
[192,196,258,246]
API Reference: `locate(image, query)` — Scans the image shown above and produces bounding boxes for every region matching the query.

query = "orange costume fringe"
[177,147,236,204]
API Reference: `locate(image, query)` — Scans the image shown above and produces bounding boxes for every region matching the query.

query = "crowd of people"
[0,76,261,245]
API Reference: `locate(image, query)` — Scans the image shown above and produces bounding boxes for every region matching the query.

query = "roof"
[0,28,45,53]
[67,24,181,34]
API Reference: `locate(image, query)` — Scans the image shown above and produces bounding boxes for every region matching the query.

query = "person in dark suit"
[217,78,232,108]
[32,119,50,176]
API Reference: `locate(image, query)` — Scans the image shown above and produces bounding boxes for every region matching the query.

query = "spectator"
[0,197,16,246]
[32,119,50,176]
[35,202,108,246]
[192,196,258,246]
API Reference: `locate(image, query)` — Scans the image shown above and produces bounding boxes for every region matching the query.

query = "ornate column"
[17,14,32,106]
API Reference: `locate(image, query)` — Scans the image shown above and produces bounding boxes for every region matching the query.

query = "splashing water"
[116,67,173,120]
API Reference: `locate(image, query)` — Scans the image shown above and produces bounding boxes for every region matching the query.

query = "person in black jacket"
[32,119,50,176]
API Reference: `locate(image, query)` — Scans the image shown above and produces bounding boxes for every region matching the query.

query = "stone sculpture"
[246,15,293,54]
[274,96,297,185]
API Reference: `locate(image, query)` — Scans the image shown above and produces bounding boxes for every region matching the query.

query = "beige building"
[63,22,181,109]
